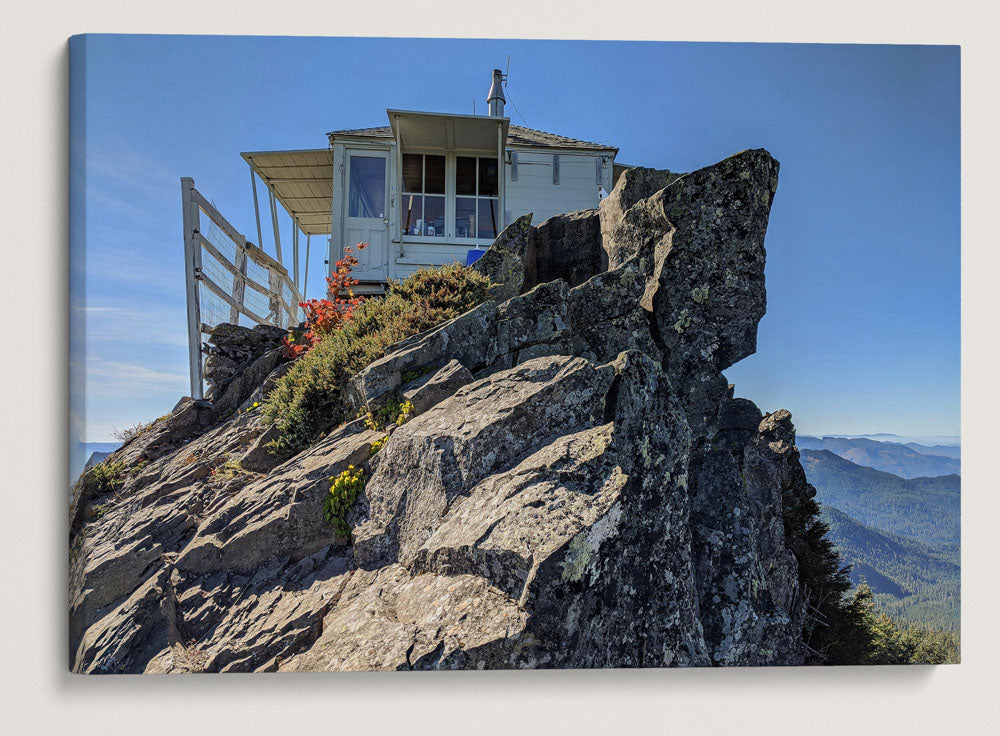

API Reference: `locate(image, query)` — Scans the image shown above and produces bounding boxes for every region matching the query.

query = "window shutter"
[552,154,560,185]
[510,151,518,181]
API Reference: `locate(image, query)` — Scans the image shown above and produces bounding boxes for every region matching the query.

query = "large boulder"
[400,359,475,414]
[351,355,617,569]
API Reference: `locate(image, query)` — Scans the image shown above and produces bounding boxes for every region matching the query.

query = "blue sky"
[69,36,959,442]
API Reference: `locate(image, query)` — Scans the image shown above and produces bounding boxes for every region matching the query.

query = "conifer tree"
[780,460,874,664]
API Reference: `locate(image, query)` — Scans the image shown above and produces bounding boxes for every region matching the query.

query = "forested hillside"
[820,505,959,631]
[800,449,959,548]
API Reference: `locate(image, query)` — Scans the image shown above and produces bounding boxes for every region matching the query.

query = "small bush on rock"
[284,244,368,359]
[324,465,366,538]
[263,263,491,458]
[81,460,126,497]
[359,397,415,433]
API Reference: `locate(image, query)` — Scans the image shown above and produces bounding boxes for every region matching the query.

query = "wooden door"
[344,151,389,281]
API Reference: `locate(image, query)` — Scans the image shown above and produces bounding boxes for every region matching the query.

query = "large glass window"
[401,153,446,237]
[348,156,386,218]
[455,156,499,240]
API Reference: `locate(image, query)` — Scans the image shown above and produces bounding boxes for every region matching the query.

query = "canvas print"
[68,36,960,672]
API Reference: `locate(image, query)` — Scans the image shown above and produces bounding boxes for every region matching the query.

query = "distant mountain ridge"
[800,449,960,547]
[813,433,960,447]
[902,442,961,459]
[797,435,960,478]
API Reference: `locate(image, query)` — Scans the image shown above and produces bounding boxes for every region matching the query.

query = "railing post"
[231,234,248,324]
[267,269,282,327]
[293,216,300,293]
[181,177,204,400]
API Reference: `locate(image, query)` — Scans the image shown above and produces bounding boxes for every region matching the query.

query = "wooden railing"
[182,177,302,398]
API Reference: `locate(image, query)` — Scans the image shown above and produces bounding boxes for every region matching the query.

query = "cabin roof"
[328,123,618,154]
[241,148,333,236]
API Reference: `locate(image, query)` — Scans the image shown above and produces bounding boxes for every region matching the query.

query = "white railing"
[182,177,303,399]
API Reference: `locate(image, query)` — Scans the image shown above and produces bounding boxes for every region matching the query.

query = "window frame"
[399,151,447,241]
[347,153,389,220]
[397,149,502,247]
[454,155,500,242]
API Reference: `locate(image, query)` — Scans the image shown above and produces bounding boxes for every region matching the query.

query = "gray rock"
[471,213,533,302]
[401,359,475,414]
[73,567,176,674]
[175,418,381,576]
[204,323,287,399]
[646,149,778,374]
[345,299,499,412]
[688,404,803,665]
[210,347,286,420]
[600,166,682,268]
[238,424,283,473]
[351,355,616,569]
[565,255,657,364]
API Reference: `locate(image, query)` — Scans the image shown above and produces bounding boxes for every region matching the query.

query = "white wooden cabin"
[241,70,618,294]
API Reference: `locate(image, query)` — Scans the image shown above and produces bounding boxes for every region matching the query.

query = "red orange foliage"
[283,243,368,359]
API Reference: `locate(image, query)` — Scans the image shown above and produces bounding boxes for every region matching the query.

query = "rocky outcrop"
[400,359,475,414]
[203,324,289,419]
[203,323,287,396]
[473,208,614,298]
[69,148,816,673]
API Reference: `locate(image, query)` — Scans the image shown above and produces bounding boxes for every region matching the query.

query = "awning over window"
[387,109,509,154]
[240,148,333,235]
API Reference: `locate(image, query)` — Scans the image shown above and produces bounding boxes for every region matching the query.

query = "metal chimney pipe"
[487,68,505,117]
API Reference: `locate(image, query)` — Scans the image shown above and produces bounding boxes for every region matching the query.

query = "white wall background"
[505,150,612,224]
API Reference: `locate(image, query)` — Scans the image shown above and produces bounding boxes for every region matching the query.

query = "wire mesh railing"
[182,177,303,398]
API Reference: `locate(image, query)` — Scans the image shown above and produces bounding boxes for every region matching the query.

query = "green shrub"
[400,365,434,384]
[369,434,389,457]
[263,263,491,458]
[81,460,126,497]
[359,397,415,433]
[324,465,366,538]
[902,625,960,664]
[211,456,251,479]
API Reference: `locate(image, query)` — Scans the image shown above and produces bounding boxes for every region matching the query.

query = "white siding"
[504,150,612,225]
[391,241,468,280]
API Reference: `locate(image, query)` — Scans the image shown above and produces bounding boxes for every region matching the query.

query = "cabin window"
[455,156,499,239]
[348,156,386,218]
[401,153,446,237]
